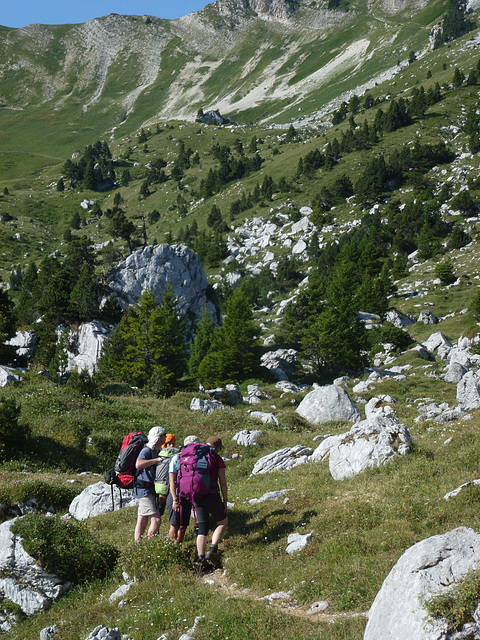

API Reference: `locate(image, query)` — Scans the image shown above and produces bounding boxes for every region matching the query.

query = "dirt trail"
[202,569,368,624]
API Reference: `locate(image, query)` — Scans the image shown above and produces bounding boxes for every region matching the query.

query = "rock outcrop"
[311,413,412,480]
[296,385,361,425]
[364,527,480,640]
[251,445,313,475]
[0,519,70,631]
[69,481,137,520]
[108,244,218,334]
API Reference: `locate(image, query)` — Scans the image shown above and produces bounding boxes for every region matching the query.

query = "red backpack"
[176,442,216,506]
[105,432,148,508]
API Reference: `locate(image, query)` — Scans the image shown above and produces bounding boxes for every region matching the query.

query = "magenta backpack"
[176,442,216,505]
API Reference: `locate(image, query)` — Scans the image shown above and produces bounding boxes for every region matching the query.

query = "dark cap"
[207,436,223,450]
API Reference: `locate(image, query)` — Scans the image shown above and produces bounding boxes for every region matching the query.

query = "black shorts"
[166,493,192,527]
[193,492,227,529]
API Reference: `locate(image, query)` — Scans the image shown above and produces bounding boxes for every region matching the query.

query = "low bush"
[424,569,480,631]
[13,479,79,510]
[12,514,119,584]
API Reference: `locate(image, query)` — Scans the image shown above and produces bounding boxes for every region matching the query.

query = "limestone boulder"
[251,445,313,475]
[248,410,279,425]
[108,243,217,335]
[65,321,112,375]
[0,365,22,388]
[7,330,37,362]
[190,397,226,415]
[296,385,361,425]
[364,527,480,640]
[0,518,70,622]
[418,310,438,324]
[311,414,412,480]
[260,349,298,381]
[232,430,264,446]
[69,481,137,520]
[385,308,416,328]
[422,332,453,353]
[457,370,480,409]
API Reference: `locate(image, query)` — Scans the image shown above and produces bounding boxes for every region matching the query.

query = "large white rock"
[232,430,264,446]
[69,481,137,520]
[457,370,480,409]
[65,321,111,375]
[311,414,412,480]
[190,397,226,415]
[385,309,416,328]
[422,332,453,353]
[7,330,37,360]
[260,349,298,381]
[108,243,217,333]
[248,411,279,425]
[364,527,480,640]
[251,445,313,475]
[296,385,361,425]
[0,366,21,388]
[0,519,69,617]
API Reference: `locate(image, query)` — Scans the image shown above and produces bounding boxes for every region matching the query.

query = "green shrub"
[435,261,456,285]
[12,514,119,584]
[0,397,30,462]
[13,480,79,511]
[469,291,480,320]
[120,536,189,580]
[424,569,480,631]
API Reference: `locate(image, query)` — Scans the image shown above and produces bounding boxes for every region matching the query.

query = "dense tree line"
[62,141,116,191]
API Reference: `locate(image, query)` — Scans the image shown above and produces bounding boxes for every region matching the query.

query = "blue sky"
[0,1,211,29]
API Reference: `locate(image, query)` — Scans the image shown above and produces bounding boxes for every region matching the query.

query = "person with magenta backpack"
[169,435,228,570]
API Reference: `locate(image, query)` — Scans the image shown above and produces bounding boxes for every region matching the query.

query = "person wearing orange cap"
[162,434,176,449]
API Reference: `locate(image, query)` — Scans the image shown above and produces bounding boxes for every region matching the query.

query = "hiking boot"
[205,545,221,568]
[193,555,209,575]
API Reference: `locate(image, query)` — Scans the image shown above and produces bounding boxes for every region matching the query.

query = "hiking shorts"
[167,493,192,527]
[138,494,161,518]
[194,492,227,534]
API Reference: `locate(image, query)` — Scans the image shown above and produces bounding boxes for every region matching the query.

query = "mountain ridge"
[0,0,446,144]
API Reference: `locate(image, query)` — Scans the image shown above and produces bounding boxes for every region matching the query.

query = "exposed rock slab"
[69,481,137,520]
[251,445,313,475]
[296,385,361,425]
[233,429,264,446]
[0,519,70,619]
[108,243,217,333]
[364,527,480,640]
[311,414,412,480]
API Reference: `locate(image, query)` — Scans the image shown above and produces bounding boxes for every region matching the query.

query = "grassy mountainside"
[2,1,480,638]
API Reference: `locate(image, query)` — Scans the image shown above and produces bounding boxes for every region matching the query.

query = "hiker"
[171,435,228,568]
[162,433,177,450]
[133,425,166,541]
[154,433,179,518]
[167,435,200,543]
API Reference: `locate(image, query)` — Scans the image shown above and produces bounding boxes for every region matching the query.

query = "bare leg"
[211,517,228,546]
[135,515,148,542]
[146,515,162,538]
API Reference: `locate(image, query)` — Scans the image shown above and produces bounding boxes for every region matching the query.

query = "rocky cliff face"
[107,243,219,334]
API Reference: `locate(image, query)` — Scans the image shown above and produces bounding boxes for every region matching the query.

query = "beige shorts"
[138,495,161,518]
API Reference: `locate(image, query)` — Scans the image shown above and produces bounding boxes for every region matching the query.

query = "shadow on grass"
[230,506,318,545]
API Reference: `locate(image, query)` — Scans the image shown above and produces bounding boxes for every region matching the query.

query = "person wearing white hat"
[133,426,166,541]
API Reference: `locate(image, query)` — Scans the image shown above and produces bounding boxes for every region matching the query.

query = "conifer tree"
[189,307,215,379]
[197,289,260,386]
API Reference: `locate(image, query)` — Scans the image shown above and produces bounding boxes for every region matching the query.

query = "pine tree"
[197,289,260,386]
[0,282,16,364]
[189,306,215,379]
